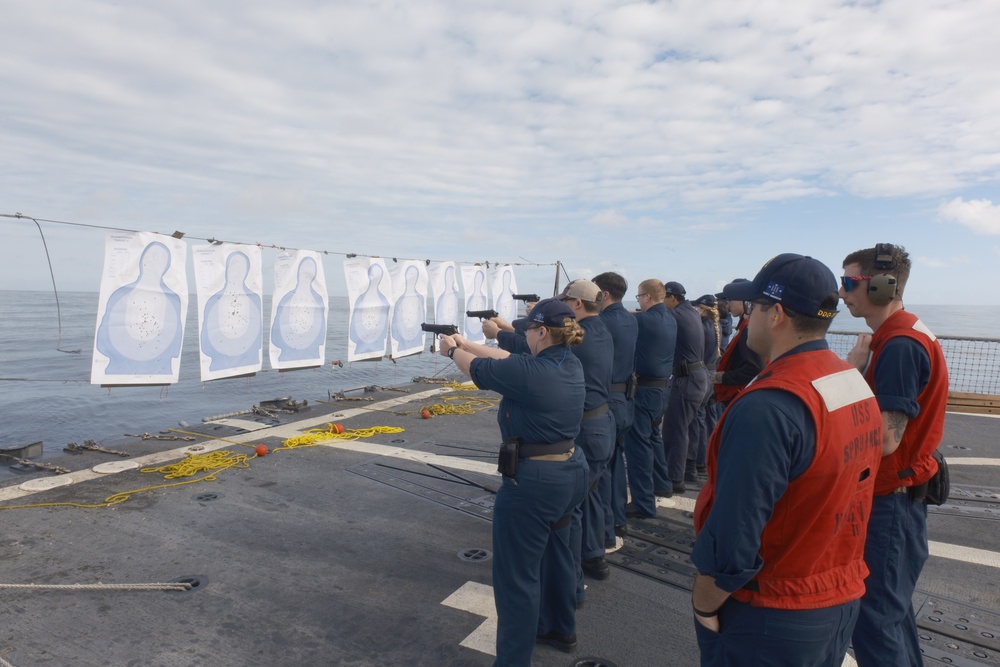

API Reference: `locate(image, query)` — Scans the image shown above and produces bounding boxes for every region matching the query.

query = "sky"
[3,0,1000,304]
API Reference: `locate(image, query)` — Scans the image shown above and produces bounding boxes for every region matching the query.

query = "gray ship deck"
[1,380,998,666]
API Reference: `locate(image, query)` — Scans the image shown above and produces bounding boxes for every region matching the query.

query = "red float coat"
[694,349,883,609]
[866,310,949,496]
[713,319,748,404]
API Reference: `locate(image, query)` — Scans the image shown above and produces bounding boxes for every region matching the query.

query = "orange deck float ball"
[255,444,269,457]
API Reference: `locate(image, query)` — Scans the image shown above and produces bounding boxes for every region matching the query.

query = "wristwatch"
[447,347,457,359]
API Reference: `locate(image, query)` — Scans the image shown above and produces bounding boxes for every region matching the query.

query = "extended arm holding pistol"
[421,323,459,351]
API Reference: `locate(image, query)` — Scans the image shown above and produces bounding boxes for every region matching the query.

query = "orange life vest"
[695,349,883,609]
[866,310,949,495]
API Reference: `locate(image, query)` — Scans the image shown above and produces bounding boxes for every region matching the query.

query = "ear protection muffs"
[868,243,898,306]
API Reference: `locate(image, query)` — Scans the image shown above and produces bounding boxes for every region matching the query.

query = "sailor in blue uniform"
[661,281,710,494]
[692,294,722,479]
[623,279,677,518]
[592,272,638,544]
[555,280,616,597]
[438,298,589,666]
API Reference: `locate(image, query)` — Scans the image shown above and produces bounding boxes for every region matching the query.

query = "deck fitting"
[170,575,208,592]
[458,548,492,563]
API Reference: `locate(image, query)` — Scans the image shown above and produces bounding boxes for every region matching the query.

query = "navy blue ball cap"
[512,297,576,330]
[693,294,717,308]
[724,254,840,319]
[664,281,686,297]
[716,279,749,302]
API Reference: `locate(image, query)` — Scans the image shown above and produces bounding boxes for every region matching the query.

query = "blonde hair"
[545,318,585,346]
[697,304,721,360]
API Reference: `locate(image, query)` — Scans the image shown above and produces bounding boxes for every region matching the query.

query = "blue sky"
[3,0,1000,304]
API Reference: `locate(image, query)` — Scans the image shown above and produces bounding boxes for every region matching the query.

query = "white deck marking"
[660,496,696,512]
[0,387,455,503]
[441,581,497,656]
[317,439,498,476]
[6,385,1000,575]
[946,457,1000,466]
[210,418,272,431]
[929,541,1000,568]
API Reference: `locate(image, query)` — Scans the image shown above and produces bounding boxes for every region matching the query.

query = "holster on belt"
[907,481,929,503]
[498,436,521,478]
[611,376,635,400]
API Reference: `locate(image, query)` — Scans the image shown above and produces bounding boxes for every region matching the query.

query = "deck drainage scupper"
[458,548,492,563]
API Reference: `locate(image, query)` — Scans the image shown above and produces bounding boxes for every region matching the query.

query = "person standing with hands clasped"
[691,254,883,667]
[437,298,589,666]
[840,244,949,667]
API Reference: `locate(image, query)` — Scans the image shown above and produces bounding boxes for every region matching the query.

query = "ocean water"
[0,291,454,455]
[1,290,997,456]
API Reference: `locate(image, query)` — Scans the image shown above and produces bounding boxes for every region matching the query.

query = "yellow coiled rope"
[421,394,498,417]
[0,449,255,510]
[281,425,404,448]
[140,450,252,480]
[0,385,494,511]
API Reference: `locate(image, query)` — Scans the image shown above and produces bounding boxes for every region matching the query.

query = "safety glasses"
[840,275,872,292]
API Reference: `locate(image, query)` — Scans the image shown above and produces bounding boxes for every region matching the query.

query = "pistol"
[466,309,499,320]
[513,294,539,303]
[421,323,459,336]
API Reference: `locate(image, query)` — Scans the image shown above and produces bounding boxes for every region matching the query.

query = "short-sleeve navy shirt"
[599,301,638,385]
[633,303,676,379]
[872,337,930,419]
[671,300,706,365]
[470,345,585,444]
[574,316,614,410]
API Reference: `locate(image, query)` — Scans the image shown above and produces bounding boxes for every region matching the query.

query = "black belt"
[519,439,575,459]
[674,360,706,376]
[583,403,609,420]
[609,383,628,393]
[636,376,669,387]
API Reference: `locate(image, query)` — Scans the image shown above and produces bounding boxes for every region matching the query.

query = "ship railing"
[827,331,1000,415]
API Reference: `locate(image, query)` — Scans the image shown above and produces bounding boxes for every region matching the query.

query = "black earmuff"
[868,243,898,306]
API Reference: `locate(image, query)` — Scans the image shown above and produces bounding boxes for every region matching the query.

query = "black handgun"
[466,309,499,320]
[421,323,459,336]
[421,322,459,352]
[513,294,539,303]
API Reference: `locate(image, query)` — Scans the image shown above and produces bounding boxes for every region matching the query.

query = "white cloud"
[586,210,629,228]
[915,255,976,270]
[3,0,1000,303]
[917,256,950,269]
[938,198,1000,235]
